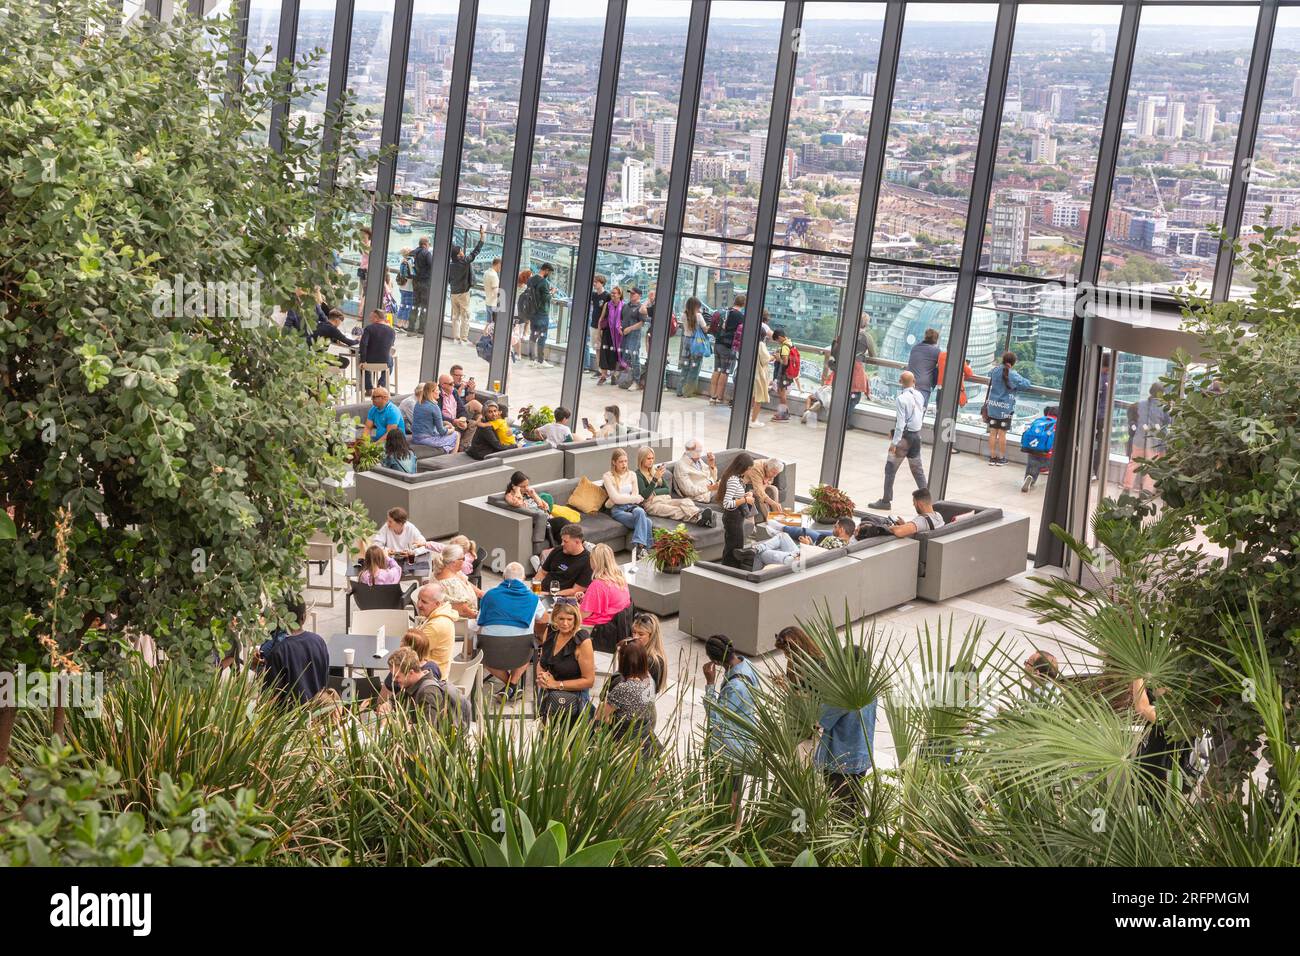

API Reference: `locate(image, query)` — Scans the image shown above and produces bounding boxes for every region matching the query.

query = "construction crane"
[1144,163,1167,218]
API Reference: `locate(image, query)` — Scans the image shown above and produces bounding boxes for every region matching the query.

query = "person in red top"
[936,350,977,453]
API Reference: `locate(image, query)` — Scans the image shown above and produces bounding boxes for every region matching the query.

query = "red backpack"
[785,345,800,379]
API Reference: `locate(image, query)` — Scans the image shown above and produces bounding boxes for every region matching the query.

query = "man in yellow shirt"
[413,581,458,680]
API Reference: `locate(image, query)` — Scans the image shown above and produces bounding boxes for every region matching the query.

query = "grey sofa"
[913,501,1030,602]
[676,535,920,655]
[459,475,726,567]
[561,430,675,480]
[417,442,565,483]
[354,458,508,540]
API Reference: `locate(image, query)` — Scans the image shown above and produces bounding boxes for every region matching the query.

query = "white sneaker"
[750,420,766,428]
[538,361,555,369]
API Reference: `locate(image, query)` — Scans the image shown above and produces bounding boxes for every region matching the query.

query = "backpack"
[1020,415,1057,454]
[398,258,412,282]
[516,283,537,319]
[732,321,744,351]
[667,312,679,337]
[475,331,494,362]
[785,345,801,379]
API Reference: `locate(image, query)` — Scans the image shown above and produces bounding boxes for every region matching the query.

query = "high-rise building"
[1164,101,1185,141]
[1030,132,1057,165]
[1292,73,1300,101]
[990,200,1031,269]
[652,118,675,171]
[862,71,876,96]
[748,130,766,183]
[621,158,645,207]
[1049,86,1077,123]
[1137,97,1159,138]
[1195,102,1217,143]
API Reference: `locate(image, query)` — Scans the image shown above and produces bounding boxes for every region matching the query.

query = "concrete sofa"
[561,430,675,480]
[913,501,1030,602]
[677,535,920,655]
[458,475,726,568]
[417,442,565,483]
[354,458,508,540]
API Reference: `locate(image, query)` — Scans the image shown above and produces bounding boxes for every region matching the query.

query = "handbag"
[979,401,990,424]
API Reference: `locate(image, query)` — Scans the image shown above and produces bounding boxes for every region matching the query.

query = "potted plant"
[349,436,385,473]
[649,524,699,574]
[519,405,554,442]
[806,484,855,525]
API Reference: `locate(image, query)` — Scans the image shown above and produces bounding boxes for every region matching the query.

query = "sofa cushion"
[918,501,1004,540]
[487,443,548,462]
[567,476,608,514]
[412,444,444,460]
[692,559,794,584]
[407,456,500,479]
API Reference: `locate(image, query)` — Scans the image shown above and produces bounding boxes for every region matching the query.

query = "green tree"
[0,1,370,756]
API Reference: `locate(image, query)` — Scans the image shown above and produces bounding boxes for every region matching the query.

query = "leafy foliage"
[649,523,699,572]
[0,2,372,673]
[805,484,856,523]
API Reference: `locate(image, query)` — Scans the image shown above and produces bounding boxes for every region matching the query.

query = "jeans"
[783,527,832,546]
[917,387,933,409]
[753,533,798,568]
[411,282,430,334]
[621,330,642,379]
[530,319,550,362]
[609,504,652,548]
[677,352,704,396]
[398,289,414,328]
[585,327,598,370]
[882,429,926,503]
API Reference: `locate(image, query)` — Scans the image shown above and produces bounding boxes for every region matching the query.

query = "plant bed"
[649,523,699,574]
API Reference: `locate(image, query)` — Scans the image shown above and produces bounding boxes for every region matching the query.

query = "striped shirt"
[723,475,748,510]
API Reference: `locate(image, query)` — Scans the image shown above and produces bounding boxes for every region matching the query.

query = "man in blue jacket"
[475,562,541,701]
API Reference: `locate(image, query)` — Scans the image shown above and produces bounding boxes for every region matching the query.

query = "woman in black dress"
[535,600,595,722]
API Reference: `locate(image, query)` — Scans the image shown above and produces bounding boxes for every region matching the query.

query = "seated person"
[535,599,595,720]
[386,646,466,727]
[357,544,401,586]
[535,524,593,597]
[382,428,418,473]
[371,628,443,715]
[365,387,404,444]
[424,534,477,576]
[466,402,515,460]
[742,457,785,520]
[412,380,460,454]
[597,639,658,746]
[784,515,856,549]
[460,398,484,444]
[505,471,567,557]
[636,446,712,526]
[595,404,625,439]
[371,507,427,557]
[310,304,356,368]
[888,488,946,539]
[477,563,543,698]
[258,596,328,705]
[579,543,632,653]
[673,440,719,503]
[431,545,481,618]
[602,448,653,561]
[412,581,458,681]
[398,387,419,429]
[537,405,584,446]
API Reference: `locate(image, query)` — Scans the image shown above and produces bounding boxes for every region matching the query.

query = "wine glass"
[549,579,560,601]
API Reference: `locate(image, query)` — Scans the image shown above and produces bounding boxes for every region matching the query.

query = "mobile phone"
[582,417,592,430]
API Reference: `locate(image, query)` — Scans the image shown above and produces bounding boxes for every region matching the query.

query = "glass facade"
[217,0,1289,564]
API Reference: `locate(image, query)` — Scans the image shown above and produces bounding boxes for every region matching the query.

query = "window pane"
[602,0,692,226]
[1234,6,1300,297]
[528,1,609,213]
[777,3,886,255]
[458,0,530,209]
[979,5,1122,282]
[386,200,437,370]
[394,0,461,199]
[291,0,337,122]
[245,0,283,141]
[684,3,784,242]
[871,3,999,266]
[1100,5,1257,293]
[439,208,506,370]
[342,1,397,189]
[506,217,583,414]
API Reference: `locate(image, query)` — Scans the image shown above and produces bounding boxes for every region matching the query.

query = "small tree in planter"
[649,524,699,574]
[806,485,856,525]
[349,436,385,473]
[519,406,555,442]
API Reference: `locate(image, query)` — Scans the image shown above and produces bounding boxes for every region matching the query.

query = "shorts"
[713,344,734,373]
[987,417,1011,431]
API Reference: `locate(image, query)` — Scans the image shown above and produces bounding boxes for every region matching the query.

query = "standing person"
[769,328,795,423]
[410,236,434,335]
[905,327,942,409]
[709,293,745,406]
[749,329,773,429]
[983,351,1031,466]
[587,274,611,374]
[935,349,976,443]
[816,664,878,807]
[1092,351,1112,480]
[635,446,712,526]
[395,256,415,331]
[703,634,759,822]
[512,269,532,363]
[523,263,559,368]
[1020,405,1059,493]
[356,226,372,320]
[596,286,625,385]
[482,256,501,340]
[869,370,926,510]
[258,596,329,706]
[677,296,710,398]
[601,448,653,560]
[1122,383,1171,494]
[716,452,755,567]
[448,226,484,344]
[612,612,669,694]
[358,307,396,392]
[620,287,648,389]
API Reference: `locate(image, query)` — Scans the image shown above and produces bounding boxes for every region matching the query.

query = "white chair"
[448,649,484,722]
[358,361,391,396]
[351,608,413,638]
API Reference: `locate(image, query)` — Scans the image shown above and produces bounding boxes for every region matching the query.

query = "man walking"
[448,226,485,344]
[870,370,927,510]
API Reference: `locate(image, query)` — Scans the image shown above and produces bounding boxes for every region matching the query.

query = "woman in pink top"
[580,544,633,652]
[357,544,402,586]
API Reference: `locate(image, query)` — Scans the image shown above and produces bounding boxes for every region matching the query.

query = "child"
[1020,405,1059,493]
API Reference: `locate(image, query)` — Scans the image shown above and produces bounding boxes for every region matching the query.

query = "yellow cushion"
[550,504,582,524]
[566,476,608,514]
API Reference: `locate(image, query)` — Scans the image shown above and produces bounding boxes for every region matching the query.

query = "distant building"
[1030,132,1057,165]
[1137,97,1159,138]
[1195,102,1217,143]
[621,158,645,207]
[1164,101,1185,141]
[990,200,1031,269]
[652,118,676,171]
